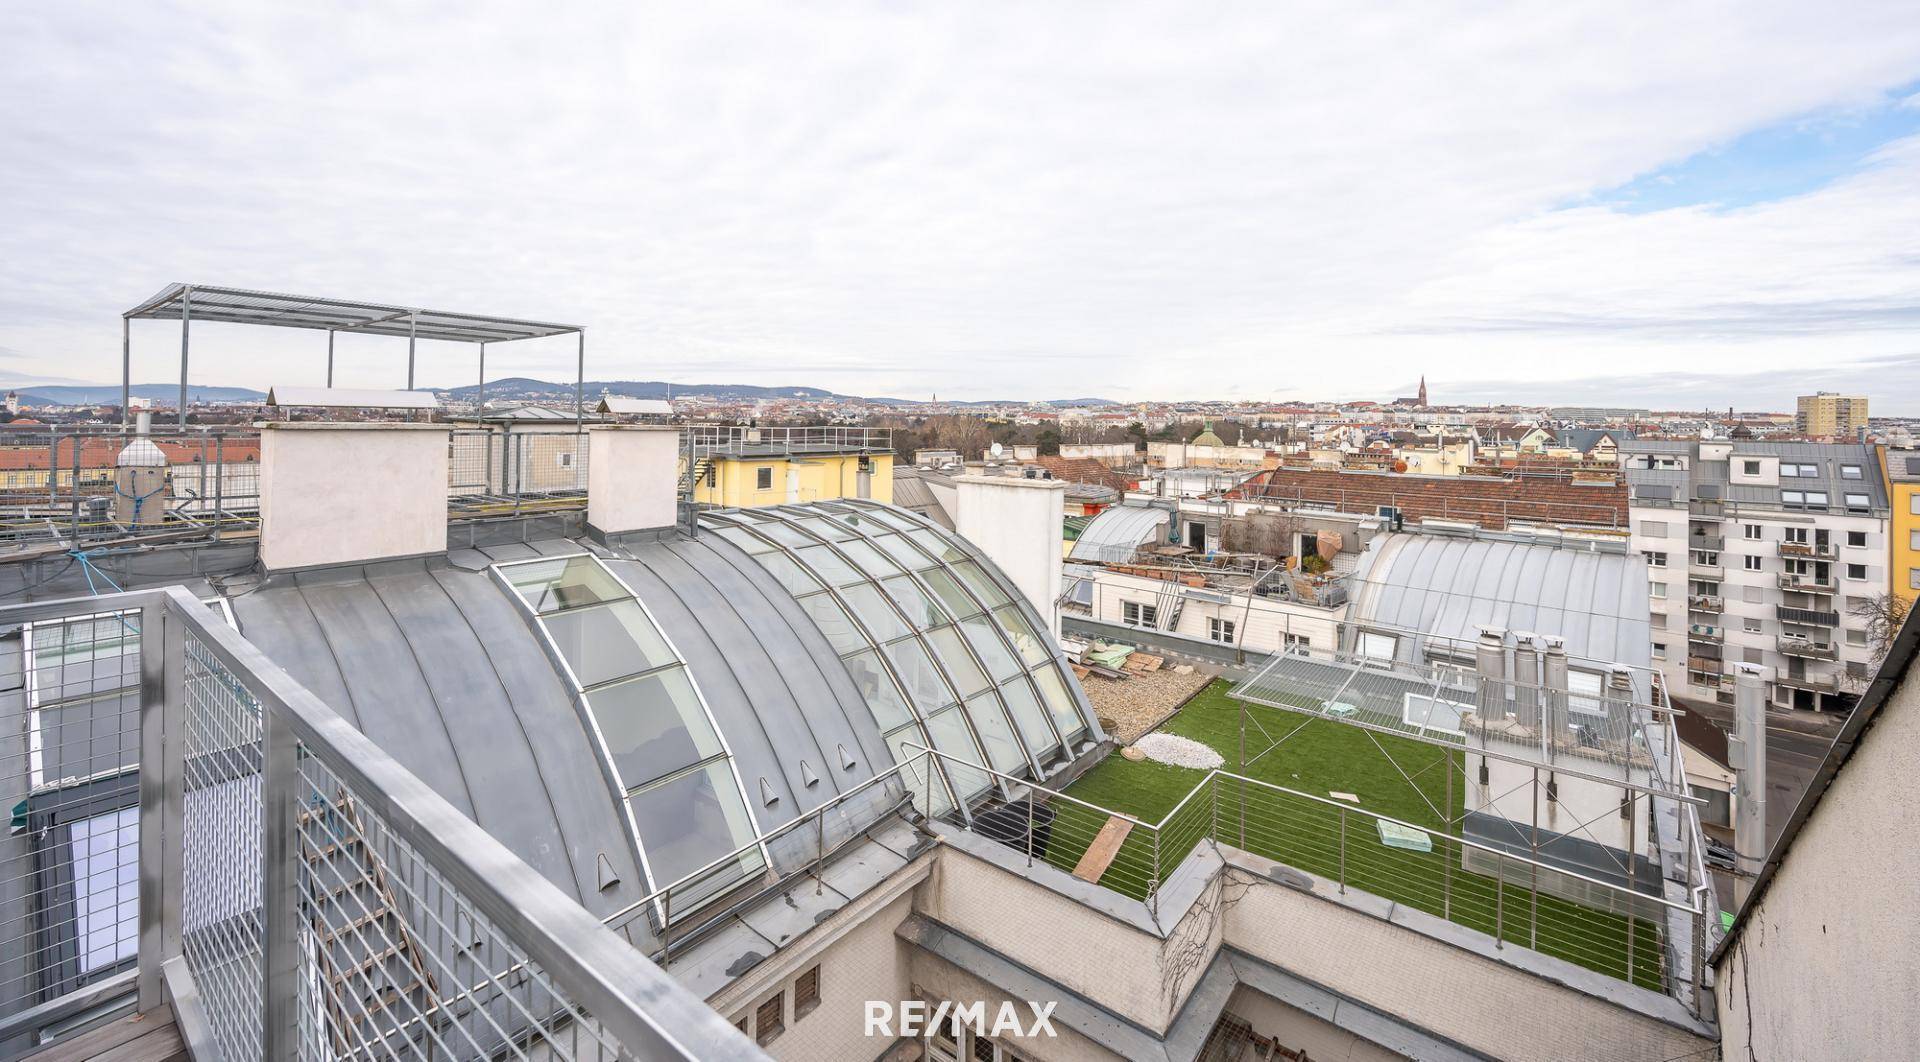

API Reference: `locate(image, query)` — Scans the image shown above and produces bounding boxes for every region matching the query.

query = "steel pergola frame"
[121,283,587,427]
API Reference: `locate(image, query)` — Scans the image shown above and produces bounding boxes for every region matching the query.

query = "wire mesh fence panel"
[181,630,266,1061]
[292,751,628,1062]
[0,430,262,550]
[447,431,589,517]
[0,610,143,1026]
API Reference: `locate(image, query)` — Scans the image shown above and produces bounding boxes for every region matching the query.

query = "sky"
[4,3,1920,412]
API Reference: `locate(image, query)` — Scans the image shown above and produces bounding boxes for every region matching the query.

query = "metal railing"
[682,425,892,458]
[1776,571,1836,593]
[1777,539,1836,560]
[0,587,763,1060]
[1777,604,1840,627]
[447,429,590,517]
[1234,482,1626,531]
[1775,637,1838,660]
[912,742,1711,1008]
[0,427,261,550]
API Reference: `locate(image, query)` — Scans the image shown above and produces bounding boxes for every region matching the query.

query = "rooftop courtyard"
[1042,679,1668,990]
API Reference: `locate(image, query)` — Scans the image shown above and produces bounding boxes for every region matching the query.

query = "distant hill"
[5,376,1116,408]
[16,383,266,406]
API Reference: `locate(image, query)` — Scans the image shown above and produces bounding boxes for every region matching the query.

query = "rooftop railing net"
[0,588,764,1060]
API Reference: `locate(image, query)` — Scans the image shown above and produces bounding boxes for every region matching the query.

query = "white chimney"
[586,425,680,536]
[258,423,448,571]
[1730,664,1769,907]
[955,474,1065,639]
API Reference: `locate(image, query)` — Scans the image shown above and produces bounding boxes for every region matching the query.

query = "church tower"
[1417,375,1428,407]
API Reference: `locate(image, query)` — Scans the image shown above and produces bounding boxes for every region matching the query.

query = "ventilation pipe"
[114,411,169,528]
[1541,636,1569,736]
[1606,666,1635,740]
[1730,664,1769,908]
[585,425,679,538]
[1474,626,1508,723]
[1510,633,1541,729]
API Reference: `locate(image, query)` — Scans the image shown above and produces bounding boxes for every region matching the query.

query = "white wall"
[259,424,447,571]
[956,475,1065,638]
[1716,653,1920,1058]
[587,425,679,534]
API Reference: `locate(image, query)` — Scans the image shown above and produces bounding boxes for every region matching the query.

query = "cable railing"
[902,741,1711,1011]
[0,587,763,1060]
[682,425,892,458]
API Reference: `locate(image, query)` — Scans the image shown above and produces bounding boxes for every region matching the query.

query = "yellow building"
[683,427,894,508]
[1885,446,1920,606]
[1797,392,1868,440]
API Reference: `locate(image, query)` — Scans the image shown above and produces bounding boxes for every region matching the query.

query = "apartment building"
[1793,391,1868,440]
[1624,439,1890,712]
[1885,446,1920,607]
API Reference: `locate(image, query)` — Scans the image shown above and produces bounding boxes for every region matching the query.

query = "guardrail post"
[1025,792,1035,868]
[1149,828,1161,918]
[212,435,225,539]
[136,600,184,1013]
[260,696,301,1059]
[1494,869,1505,949]
[1336,806,1347,895]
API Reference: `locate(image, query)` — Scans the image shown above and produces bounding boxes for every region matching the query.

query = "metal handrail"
[0,587,759,1061]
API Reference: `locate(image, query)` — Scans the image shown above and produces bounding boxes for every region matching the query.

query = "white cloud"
[3,2,1920,408]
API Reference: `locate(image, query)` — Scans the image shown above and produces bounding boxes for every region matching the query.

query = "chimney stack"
[1510,633,1541,729]
[1541,636,1569,735]
[1473,626,1508,722]
[258,423,448,571]
[586,426,680,538]
[955,474,1066,639]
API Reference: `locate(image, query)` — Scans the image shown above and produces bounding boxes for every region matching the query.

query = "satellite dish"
[989,442,1004,457]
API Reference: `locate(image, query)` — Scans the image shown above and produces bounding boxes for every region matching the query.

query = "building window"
[1847,629,1868,647]
[557,452,574,468]
[1840,464,1863,479]
[1744,524,1762,540]
[1207,617,1236,643]
[1781,490,1802,507]
[1844,492,1870,513]
[1911,495,1920,516]
[1649,581,1666,599]
[793,965,821,1020]
[756,466,774,491]
[1644,551,1668,568]
[1652,641,1667,660]
[1742,459,1760,475]
[1121,601,1159,627]
[1910,567,1920,591]
[1357,631,1398,662]
[1910,530,1920,551]
[1847,563,1867,581]
[1283,632,1312,653]
[1847,530,1867,548]
[1744,618,1762,633]
[755,993,785,1046]
[1743,555,1762,571]
[1639,520,1668,538]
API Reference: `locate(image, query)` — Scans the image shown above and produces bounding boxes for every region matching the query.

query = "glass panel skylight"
[960,614,1024,681]
[794,593,868,655]
[1031,664,1087,741]
[952,561,1012,608]
[921,569,983,619]
[753,551,823,597]
[840,583,911,642]
[542,601,678,687]
[709,525,778,555]
[998,680,1059,754]
[992,604,1050,666]
[966,692,1026,773]
[887,637,957,713]
[831,537,898,576]
[927,626,990,698]
[503,555,630,613]
[842,649,915,730]
[793,544,864,588]
[925,707,991,797]
[882,575,947,629]
[626,762,765,904]
[587,670,723,788]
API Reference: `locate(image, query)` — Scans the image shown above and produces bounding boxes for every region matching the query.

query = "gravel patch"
[1130,732,1225,770]
[1082,668,1214,744]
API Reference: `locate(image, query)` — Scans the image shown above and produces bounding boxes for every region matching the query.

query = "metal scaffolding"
[121,283,586,427]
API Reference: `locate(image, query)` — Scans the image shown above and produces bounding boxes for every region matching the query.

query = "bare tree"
[1847,592,1912,671]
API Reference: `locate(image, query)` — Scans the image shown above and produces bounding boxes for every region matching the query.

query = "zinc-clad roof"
[1349,533,1652,670]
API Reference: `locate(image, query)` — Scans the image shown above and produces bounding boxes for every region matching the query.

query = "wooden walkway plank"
[22,1007,182,1062]
[1071,815,1135,883]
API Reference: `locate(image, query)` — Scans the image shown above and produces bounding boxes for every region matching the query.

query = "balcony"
[0,588,764,1061]
[1776,637,1839,660]
[1777,571,1837,594]
[1687,623,1723,644]
[1687,499,1723,517]
[1687,559,1724,579]
[1775,670,1843,692]
[1687,594,1724,613]
[1686,654,1724,674]
[1687,533,1725,552]
[1777,604,1840,627]
[1777,540,1836,561]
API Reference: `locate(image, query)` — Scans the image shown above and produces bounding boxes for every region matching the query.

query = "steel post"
[575,329,585,429]
[177,287,191,428]
[121,317,131,428]
[326,330,334,388]
[212,436,225,539]
[407,312,416,390]
[1337,806,1347,894]
[260,700,301,1060]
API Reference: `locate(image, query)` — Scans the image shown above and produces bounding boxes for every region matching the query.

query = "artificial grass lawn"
[1046,679,1667,991]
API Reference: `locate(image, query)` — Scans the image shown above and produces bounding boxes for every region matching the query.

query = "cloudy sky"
[5,3,1920,410]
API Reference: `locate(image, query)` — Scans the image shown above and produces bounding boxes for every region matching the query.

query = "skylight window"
[495,553,764,917]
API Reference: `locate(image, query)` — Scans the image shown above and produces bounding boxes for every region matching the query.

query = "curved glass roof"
[698,499,1093,814]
